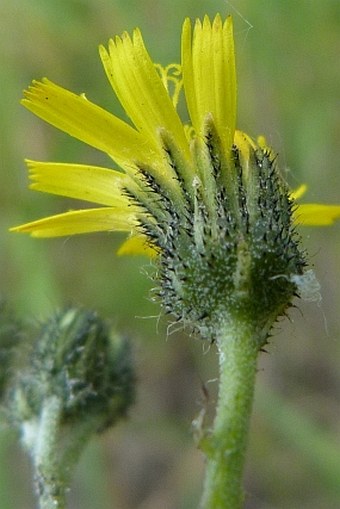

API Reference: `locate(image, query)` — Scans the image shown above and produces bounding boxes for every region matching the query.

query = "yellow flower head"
[11,15,340,339]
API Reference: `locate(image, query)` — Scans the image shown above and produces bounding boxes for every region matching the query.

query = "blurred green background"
[1,0,340,508]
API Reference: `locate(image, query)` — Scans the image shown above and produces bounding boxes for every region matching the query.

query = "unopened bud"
[9,307,135,509]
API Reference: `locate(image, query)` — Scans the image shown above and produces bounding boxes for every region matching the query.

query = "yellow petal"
[182,15,236,150]
[296,203,340,226]
[117,234,158,257]
[257,135,268,150]
[22,79,157,168]
[10,208,136,237]
[181,18,197,125]
[26,160,131,207]
[99,30,190,161]
[291,184,308,201]
[233,130,257,177]
[256,135,277,161]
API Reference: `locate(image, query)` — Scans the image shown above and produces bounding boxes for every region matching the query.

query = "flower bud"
[9,307,135,509]
[12,307,135,433]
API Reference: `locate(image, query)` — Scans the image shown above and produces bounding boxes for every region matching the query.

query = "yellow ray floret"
[291,184,307,201]
[182,14,236,150]
[26,161,130,207]
[296,204,340,226]
[117,234,158,257]
[22,79,159,169]
[99,30,190,163]
[10,208,136,237]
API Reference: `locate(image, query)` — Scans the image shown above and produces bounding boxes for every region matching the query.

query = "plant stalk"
[32,396,67,509]
[200,318,259,509]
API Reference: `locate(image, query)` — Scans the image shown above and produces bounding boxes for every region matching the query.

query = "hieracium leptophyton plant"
[6,307,135,509]
[11,14,340,509]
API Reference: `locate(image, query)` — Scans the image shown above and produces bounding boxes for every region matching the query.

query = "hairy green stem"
[32,396,66,509]
[200,319,259,509]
